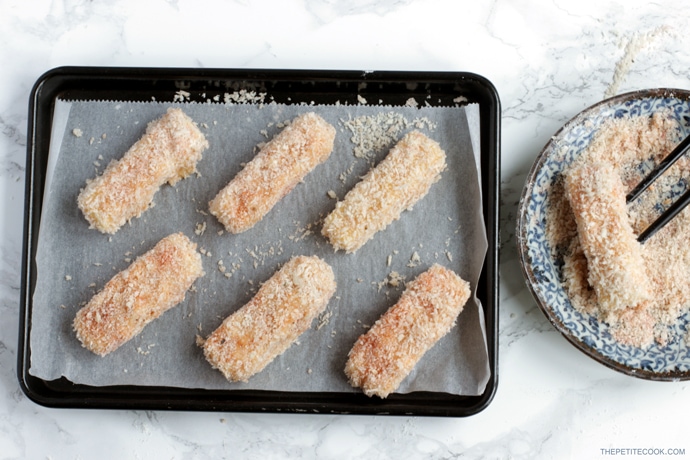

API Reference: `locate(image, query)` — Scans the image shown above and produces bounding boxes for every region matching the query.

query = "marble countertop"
[2,0,690,458]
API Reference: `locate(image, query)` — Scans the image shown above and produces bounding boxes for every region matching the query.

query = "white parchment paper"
[30,100,490,396]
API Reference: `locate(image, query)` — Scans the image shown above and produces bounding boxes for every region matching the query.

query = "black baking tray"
[18,66,500,416]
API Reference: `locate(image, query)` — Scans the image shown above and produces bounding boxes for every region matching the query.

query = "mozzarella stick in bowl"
[202,255,336,382]
[77,108,209,234]
[322,130,446,253]
[345,264,470,398]
[73,232,204,357]
[564,161,652,315]
[209,112,336,234]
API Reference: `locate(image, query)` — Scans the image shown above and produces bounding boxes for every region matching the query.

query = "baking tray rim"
[18,66,500,417]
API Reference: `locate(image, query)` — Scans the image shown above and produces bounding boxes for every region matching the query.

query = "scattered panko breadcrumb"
[340,112,437,161]
[407,251,422,268]
[195,222,207,236]
[374,271,406,292]
[316,309,333,330]
[223,90,266,105]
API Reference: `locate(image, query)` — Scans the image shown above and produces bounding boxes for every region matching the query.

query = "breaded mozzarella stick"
[73,232,204,356]
[564,161,651,314]
[322,131,446,253]
[345,264,470,398]
[203,256,336,382]
[78,108,209,234]
[209,112,336,234]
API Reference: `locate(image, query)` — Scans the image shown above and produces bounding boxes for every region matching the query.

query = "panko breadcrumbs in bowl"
[518,88,690,381]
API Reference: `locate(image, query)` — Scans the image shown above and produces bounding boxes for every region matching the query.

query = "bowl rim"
[517,87,690,382]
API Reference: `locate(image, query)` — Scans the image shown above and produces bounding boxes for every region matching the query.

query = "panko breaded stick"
[345,264,470,398]
[78,108,209,234]
[73,232,203,356]
[203,256,336,382]
[209,112,335,234]
[322,131,446,253]
[564,161,651,315]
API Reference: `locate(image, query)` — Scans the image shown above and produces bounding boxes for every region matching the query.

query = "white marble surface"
[2,0,690,459]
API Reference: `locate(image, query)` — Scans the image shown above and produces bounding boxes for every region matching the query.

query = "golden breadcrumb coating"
[73,232,204,356]
[547,113,688,348]
[202,255,336,382]
[345,264,470,398]
[78,108,209,234]
[209,112,335,234]
[564,161,651,317]
[322,130,446,253]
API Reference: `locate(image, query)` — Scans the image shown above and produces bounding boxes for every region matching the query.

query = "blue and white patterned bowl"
[517,89,690,381]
